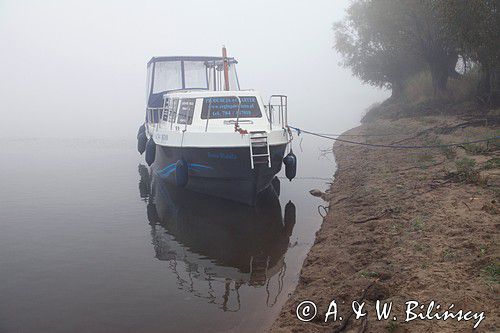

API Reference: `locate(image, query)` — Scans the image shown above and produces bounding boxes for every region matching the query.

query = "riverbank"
[272,114,499,332]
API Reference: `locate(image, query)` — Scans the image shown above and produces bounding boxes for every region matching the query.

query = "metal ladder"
[249,131,271,169]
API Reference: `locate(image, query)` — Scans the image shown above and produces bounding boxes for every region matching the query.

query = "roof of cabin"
[148,56,238,66]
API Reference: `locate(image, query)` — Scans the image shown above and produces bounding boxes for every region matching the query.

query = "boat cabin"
[145,56,288,133]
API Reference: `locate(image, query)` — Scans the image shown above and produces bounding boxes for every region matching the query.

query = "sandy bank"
[272,115,499,332]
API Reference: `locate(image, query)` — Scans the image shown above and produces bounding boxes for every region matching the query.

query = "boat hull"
[152,144,287,205]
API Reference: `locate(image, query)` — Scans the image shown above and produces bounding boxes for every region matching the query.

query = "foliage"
[334,0,499,104]
[411,216,425,231]
[386,321,399,332]
[437,0,500,105]
[438,1,499,70]
[360,271,379,278]
[333,0,424,98]
[455,157,483,184]
[483,157,500,170]
[462,142,489,155]
[405,69,479,104]
[334,0,459,97]
[404,71,434,104]
[482,263,499,284]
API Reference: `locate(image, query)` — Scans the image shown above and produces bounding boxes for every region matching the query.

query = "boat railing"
[145,96,172,130]
[267,95,288,130]
[145,107,165,130]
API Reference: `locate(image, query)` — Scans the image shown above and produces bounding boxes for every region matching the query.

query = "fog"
[0,0,388,139]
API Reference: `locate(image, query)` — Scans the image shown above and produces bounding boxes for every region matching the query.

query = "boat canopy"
[147,56,241,108]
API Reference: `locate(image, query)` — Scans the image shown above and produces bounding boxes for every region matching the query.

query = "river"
[0,135,334,333]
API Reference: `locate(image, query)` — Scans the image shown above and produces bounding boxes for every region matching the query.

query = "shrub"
[455,157,483,184]
[404,71,434,104]
[482,263,499,284]
[483,157,500,170]
[403,69,479,104]
[448,69,479,102]
[462,141,489,155]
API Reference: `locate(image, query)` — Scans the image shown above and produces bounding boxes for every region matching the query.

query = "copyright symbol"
[296,300,317,322]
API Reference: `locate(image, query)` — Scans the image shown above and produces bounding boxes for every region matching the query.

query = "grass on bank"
[362,67,490,122]
[404,69,479,105]
[482,263,500,284]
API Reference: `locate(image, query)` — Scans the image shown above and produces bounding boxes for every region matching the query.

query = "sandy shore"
[272,115,499,332]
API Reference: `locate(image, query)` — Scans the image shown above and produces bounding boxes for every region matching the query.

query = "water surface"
[0,136,334,333]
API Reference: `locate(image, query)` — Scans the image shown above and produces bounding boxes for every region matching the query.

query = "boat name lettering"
[208,152,238,160]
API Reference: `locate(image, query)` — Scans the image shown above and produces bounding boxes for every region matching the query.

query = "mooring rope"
[277,176,332,181]
[288,126,500,149]
[313,132,403,137]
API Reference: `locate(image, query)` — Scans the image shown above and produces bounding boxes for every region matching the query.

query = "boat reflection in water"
[138,164,296,311]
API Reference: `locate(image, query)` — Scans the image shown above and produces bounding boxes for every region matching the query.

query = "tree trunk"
[428,53,458,99]
[429,62,449,98]
[390,80,404,100]
[492,66,500,107]
[477,65,492,105]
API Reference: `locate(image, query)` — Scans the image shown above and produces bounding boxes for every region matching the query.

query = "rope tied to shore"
[288,126,500,149]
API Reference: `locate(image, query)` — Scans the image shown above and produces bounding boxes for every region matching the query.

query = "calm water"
[0,136,334,333]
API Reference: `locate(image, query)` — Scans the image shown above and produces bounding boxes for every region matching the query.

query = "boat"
[137,47,296,205]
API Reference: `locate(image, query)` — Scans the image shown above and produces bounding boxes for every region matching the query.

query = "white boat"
[137,48,296,205]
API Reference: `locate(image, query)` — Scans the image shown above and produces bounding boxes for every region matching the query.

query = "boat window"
[207,63,240,91]
[201,96,261,119]
[227,63,240,90]
[184,61,208,89]
[146,64,153,98]
[164,97,179,123]
[177,98,196,125]
[153,61,182,93]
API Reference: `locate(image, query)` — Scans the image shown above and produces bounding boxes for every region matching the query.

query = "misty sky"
[0,0,388,139]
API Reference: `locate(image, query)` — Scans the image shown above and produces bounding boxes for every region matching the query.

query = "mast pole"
[222,45,230,91]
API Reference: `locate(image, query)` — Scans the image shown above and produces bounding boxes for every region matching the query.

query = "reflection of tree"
[138,167,296,312]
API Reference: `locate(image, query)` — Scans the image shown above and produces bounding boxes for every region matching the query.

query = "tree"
[334,0,424,99]
[334,0,460,97]
[402,0,459,95]
[438,0,500,105]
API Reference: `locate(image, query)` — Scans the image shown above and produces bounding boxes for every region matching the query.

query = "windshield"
[152,61,190,93]
[148,58,240,95]
[184,61,208,89]
[201,96,261,119]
